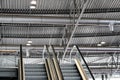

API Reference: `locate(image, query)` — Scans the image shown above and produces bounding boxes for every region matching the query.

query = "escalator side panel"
[74,58,88,80]
[45,59,52,80]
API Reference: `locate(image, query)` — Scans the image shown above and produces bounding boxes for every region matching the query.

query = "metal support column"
[42,45,46,59]
[26,49,29,57]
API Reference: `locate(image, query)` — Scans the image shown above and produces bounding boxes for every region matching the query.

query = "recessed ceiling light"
[97,44,102,47]
[73,45,76,48]
[28,40,32,44]
[26,43,31,46]
[101,41,106,44]
[30,0,36,5]
[30,5,36,9]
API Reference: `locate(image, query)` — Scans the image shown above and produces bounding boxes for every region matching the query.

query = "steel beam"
[86,62,120,66]
[1,45,120,52]
[1,23,65,27]
[1,32,120,38]
[90,68,120,74]
[1,8,120,14]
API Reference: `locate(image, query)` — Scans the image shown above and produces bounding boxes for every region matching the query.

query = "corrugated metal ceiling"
[0,0,120,59]
[1,0,120,9]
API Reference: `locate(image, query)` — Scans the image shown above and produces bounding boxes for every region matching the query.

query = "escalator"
[25,64,48,80]
[44,45,88,80]
[60,63,82,80]
[58,45,95,80]
[50,45,95,80]
[18,45,94,80]
[0,68,18,80]
[18,45,58,80]
[0,55,18,80]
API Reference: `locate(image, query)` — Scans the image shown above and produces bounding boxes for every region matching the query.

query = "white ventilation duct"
[0,16,120,24]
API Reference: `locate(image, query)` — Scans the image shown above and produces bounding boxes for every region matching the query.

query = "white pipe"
[1,16,120,24]
[1,46,120,52]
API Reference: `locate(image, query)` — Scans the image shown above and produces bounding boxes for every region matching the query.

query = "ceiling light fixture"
[30,0,37,5]
[28,40,32,44]
[30,5,36,9]
[97,43,102,47]
[101,41,106,44]
[26,43,31,46]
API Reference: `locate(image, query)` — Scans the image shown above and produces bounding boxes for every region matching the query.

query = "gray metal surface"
[60,64,82,80]
[24,64,48,80]
[0,68,17,77]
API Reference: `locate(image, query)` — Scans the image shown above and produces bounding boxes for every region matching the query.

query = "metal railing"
[19,44,25,80]
[75,45,95,80]
[45,59,52,80]
[19,45,53,80]
[46,45,58,80]
[23,58,45,64]
[0,55,18,68]
[61,45,95,80]
[51,45,63,80]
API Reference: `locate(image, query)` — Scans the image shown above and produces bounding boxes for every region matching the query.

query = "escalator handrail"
[74,58,88,80]
[46,45,58,80]
[75,45,95,80]
[45,59,52,80]
[18,60,21,80]
[51,45,63,80]
[19,44,25,80]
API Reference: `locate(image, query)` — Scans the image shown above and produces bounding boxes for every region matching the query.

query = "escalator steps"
[25,64,48,80]
[60,64,82,80]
